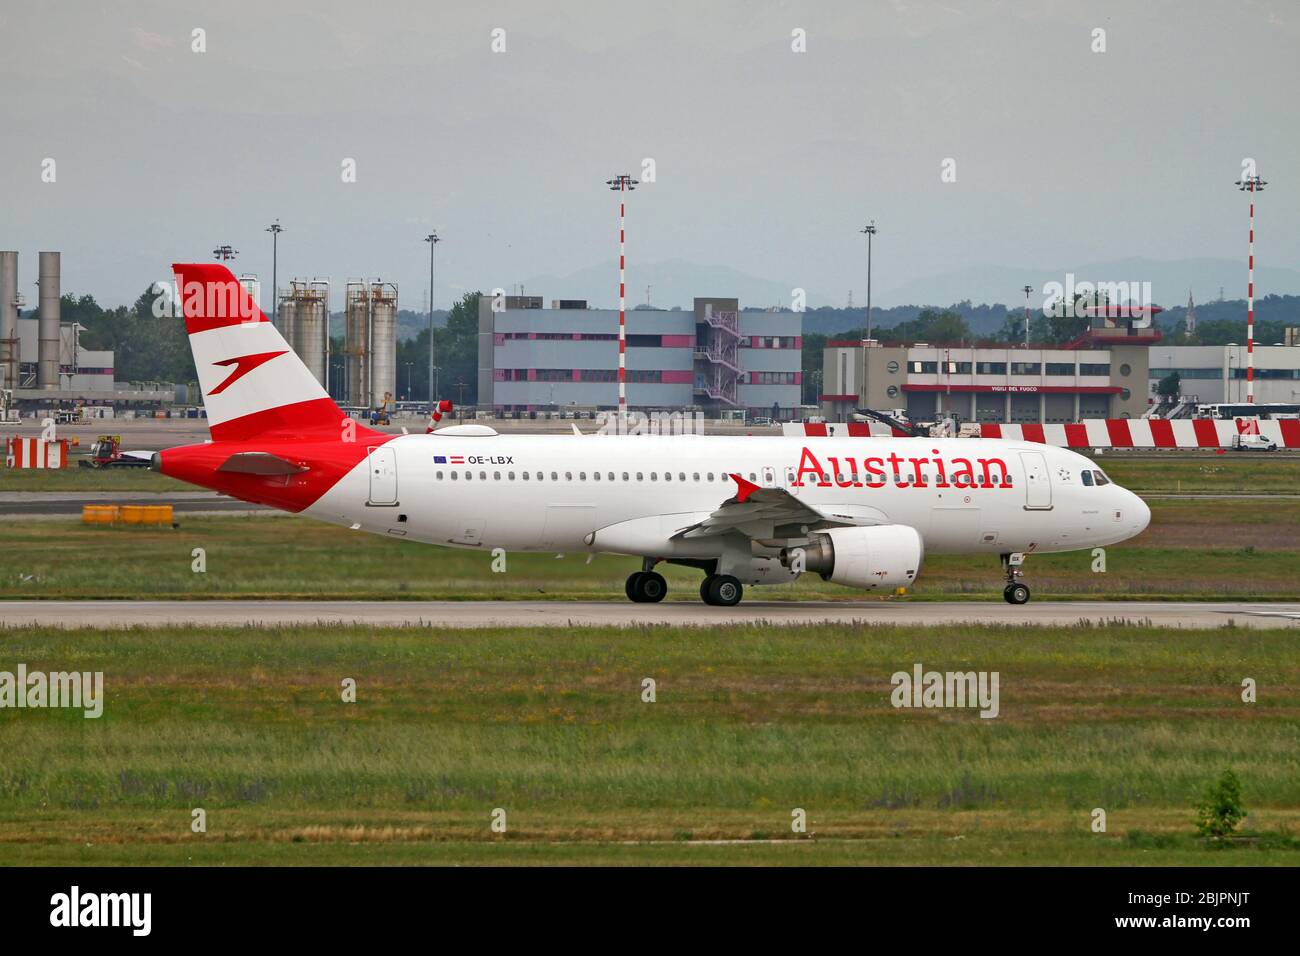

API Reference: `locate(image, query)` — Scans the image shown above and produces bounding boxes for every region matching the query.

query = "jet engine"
[779,524,923,590]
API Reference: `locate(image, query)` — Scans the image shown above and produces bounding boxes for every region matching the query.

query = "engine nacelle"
[779,525,923,590]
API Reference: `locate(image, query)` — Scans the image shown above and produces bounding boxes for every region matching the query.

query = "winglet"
[729,472,759,503]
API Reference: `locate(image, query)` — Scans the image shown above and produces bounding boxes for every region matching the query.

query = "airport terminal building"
[1147,344,1300,406]
[477,296,802,417]
[821,340,1152,423]
[820,308,1162,423]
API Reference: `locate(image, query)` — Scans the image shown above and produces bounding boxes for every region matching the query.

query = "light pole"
[424,232,441,406]
[859,222,878,342]
[212,245,237,261]
[1021,284,1033,349]
[1234,174,1267,403]
[266,220,283,319]
[606,174,636,420]
[404,362,413,399]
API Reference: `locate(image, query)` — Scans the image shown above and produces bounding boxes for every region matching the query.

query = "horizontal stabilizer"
[216,451,310,476]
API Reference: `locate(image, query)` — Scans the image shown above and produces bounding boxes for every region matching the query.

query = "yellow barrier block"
[81,504,120,524]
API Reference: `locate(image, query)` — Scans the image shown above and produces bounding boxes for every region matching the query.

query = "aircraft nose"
[1129,491,1151,535]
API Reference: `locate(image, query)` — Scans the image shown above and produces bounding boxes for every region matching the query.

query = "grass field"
[2,494,1299,600]
[1,622,1297,865]
[1098,455,1300,496]
[2,452,1298,495]
[0,466,180,493]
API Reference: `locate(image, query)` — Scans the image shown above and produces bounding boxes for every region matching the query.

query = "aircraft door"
[368,446,398,506]
[1020,452,1052,510]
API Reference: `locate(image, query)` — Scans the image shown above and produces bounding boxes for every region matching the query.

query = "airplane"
[156,263,1151,607]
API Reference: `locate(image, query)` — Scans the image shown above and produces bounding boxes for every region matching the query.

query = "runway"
[4,600,1299,629]
[0,491,268,517]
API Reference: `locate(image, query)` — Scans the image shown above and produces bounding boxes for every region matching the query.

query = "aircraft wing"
[671,473,856,540]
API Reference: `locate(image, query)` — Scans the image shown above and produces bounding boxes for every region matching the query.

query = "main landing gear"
[699,574,743,607]
[1001,553,1030,605]
[623,559,745,607]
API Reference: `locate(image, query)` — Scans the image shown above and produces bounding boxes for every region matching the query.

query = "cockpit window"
[1093,470,1110,486]
[1081,470,1094,486]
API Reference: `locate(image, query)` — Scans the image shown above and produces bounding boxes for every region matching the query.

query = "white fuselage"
[303,434,1150,568]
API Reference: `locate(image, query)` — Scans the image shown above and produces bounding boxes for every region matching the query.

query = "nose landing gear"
[1001,553,1030,605]
[626,558,667,603]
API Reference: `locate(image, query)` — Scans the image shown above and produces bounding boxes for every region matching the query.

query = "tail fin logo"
[210,350,288,395]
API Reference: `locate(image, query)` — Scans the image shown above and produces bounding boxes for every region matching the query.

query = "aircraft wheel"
[625,572,645,602]
[638,571,668,603]
[1005,583,1030,605]
[703,574,744,607]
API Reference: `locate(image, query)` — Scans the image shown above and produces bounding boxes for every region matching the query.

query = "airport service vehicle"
[1233,434,1278,452]
[156,264,1151,606]
[80,434,151,468]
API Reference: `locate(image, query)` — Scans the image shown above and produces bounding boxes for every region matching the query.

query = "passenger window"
[451,471,458,480]
[494,471,501,480]
[536,472,543,481]
[693,472,700,481]
[509,471,516,480]
[579,472,586,480]
[679,473,686,482]
[665,472,672,481]
[707,472,714,481]
[565,471,573,480]
[1081,470,1094,487]
[608,472,614,481]
[622,472,629,481]
[636,472,643,481]
[551,471,558,481]
[465,471,473,481]
[436,471,443,480]
[522,471,529,480]
[479,471,486,480]
[593,471,600,481]
[651,473,657,481]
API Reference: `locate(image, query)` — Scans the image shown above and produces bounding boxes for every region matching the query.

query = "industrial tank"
[368,282,397,409]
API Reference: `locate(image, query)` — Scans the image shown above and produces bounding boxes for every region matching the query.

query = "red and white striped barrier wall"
[783,419,1300,449]
[4,437,70,469]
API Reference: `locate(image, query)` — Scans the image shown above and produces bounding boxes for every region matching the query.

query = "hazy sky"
[2,0,1298,309]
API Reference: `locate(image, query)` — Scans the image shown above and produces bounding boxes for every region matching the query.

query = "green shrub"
[1194,770,1245,839]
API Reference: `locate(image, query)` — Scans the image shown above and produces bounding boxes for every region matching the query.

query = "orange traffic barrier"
[85,504,173,525]
[81,504,119,524]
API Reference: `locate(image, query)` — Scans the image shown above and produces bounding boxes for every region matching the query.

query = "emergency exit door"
[1019,452,1052,510]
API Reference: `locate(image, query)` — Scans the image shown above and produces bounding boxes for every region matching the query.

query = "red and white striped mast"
[606,173,636,423]
[1235,173,1267,404]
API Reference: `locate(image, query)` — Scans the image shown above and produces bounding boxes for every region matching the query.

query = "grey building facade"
[477,295,802,416]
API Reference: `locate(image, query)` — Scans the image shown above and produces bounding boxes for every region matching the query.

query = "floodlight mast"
[1234,174,1267,403]
[606,174,636,422]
